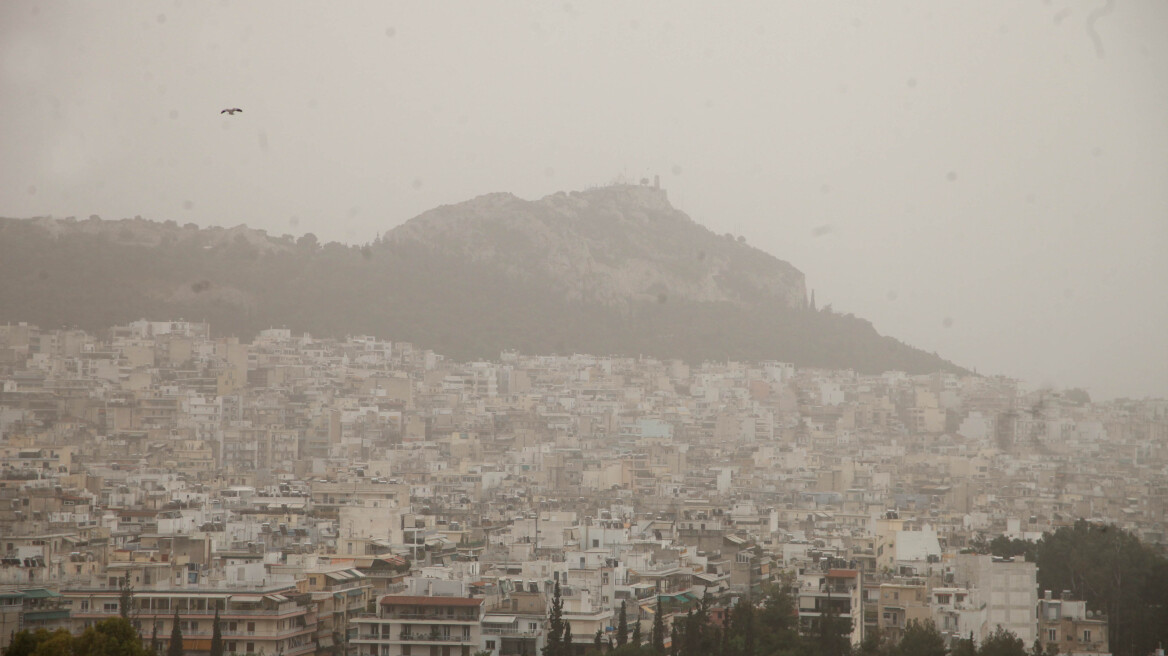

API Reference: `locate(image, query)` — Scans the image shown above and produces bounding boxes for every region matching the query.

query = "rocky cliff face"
[387,185,807,309]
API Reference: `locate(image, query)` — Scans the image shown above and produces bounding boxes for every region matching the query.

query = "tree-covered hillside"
[0,214,965,374]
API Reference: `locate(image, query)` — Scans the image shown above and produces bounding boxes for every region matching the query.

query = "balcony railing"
[399,633,474,642]
[385,612,479,622]
[482,628,541,638]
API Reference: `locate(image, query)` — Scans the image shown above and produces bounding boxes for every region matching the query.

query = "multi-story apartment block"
[352,594,484,656]
[1038,592,1109,656]
[797,568,863,647]
[876,580,931,643]
[63,586,317,656]
[951,555,1038,644]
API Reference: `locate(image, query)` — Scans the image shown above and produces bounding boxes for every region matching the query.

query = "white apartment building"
[352,594,484,656]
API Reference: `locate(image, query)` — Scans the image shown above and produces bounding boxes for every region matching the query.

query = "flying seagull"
[221,108,242,115]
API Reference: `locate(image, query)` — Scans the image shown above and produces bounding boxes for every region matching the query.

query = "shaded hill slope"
[0,186,966,374]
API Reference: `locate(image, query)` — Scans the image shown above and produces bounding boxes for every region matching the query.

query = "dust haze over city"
[1,2,1168,656]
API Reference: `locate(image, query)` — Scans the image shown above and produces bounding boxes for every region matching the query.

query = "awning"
[24,610,70,621]
[266,594,290,602]
[139,592,229,599]
[319,636,335,648]
[483,616,517,624]
[230,595,264,603]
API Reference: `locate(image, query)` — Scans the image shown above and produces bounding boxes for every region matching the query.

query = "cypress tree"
[617,601,628,647]
[631,614,642,646]
[167,610,183,656]
[651,600,665,656]
[209,608,224,656]
[563,621,573,656]
[593,629,603,654]
[150,621,160,655]
[543,582,564,656]
[683,608,699,656]
[119,578,135,620]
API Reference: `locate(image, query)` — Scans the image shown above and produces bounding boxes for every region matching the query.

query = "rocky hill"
[390,186,806,309]
[0,185,966,374]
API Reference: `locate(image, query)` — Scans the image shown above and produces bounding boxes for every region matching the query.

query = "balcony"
[383,612,479,622]
[399,633,474,643]
[352,633,476,645]
[482,627,541,638]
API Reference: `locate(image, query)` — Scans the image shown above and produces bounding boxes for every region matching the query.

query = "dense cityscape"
[2,319,1166,656]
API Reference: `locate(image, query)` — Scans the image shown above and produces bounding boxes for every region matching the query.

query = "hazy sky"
[2,1,1166,399]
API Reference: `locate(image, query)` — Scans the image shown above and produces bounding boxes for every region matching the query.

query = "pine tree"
[167,610,183,656]
[977,627,1027,656]
[617,602,629,647]
[209,608,224,656]
[951,634,976,656]
[892,620,947,656]
[714,611,724,656]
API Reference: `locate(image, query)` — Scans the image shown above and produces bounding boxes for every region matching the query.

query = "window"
[402,647,410,656]
[228,643,237,652]
[1048,629,1057,642]
[485,642,496,652]
[592,540,599,548]
[1083,631,1092,643]
[246,644,254,653]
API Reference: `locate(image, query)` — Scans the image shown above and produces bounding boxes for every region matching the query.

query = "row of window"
[1047,629,1094,643]
[370,646,473,656]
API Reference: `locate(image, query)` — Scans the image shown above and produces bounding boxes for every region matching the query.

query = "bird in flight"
[221,108,243,115]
